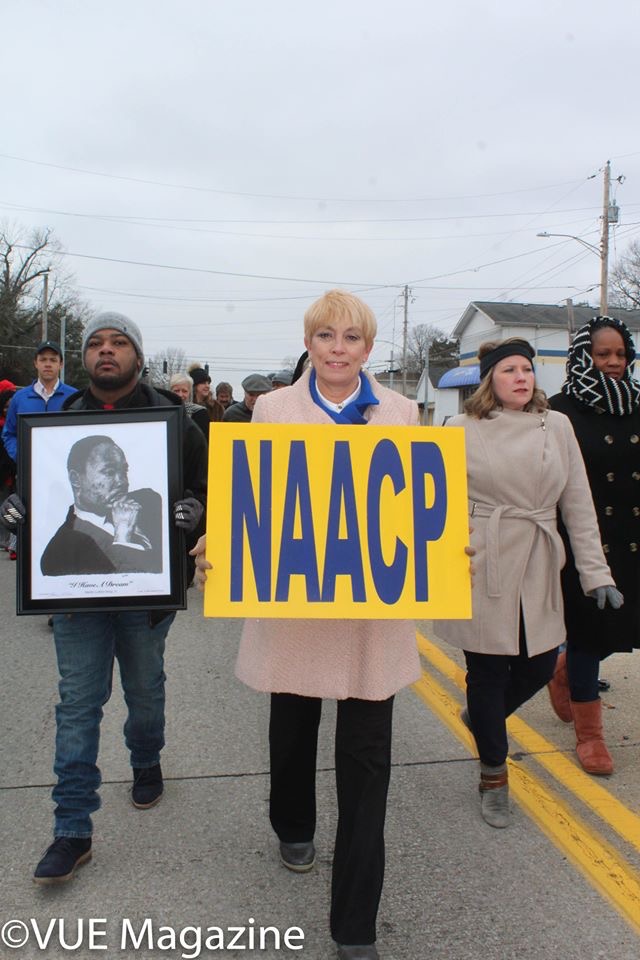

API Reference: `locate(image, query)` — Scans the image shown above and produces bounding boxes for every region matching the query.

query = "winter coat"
[234,369,422,701]
[222,400,253,423]
[548,392,640,654]
[434,408,613,657]
[2,379,77,460]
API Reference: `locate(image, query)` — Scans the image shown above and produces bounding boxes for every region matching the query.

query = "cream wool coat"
[234,369,422,701]
[434,408,614,657]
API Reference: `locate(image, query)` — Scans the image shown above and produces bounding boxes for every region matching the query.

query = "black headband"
[480,340,535,379]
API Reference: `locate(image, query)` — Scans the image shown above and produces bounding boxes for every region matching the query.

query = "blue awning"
[437,365,480,389]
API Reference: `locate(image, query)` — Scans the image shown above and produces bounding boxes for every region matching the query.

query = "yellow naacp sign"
[204,423,471,619]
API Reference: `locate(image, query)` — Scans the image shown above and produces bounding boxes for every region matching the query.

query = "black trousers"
[269,692,394,945]
[464,622,557,767]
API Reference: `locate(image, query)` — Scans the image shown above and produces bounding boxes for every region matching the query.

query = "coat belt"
[468,501,561,610]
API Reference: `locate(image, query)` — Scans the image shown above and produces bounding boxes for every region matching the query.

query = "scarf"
[562,315,640,416]
[309,370,379,424]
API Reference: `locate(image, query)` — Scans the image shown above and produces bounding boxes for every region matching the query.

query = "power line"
[0,152,585,204]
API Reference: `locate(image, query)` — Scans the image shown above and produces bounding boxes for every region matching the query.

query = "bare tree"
[147,347,189,387]
[0,225,91,385]
[610,240,640,308]
[405,323,458,376]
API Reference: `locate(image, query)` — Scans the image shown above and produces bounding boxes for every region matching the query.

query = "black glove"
[0,493,26,530]
[173,490,204,533]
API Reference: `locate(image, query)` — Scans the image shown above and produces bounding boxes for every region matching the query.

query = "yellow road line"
[412,669,640,935]
[416,630,640,853]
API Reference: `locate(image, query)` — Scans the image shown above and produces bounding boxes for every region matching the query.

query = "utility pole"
[600,161,610,316]
[566,297,575,338]
[421,338,430,425]
[401,284,410,396]
[41,270,50,340]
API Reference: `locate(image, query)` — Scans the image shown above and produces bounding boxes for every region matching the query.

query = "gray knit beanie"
[82,312,145,367]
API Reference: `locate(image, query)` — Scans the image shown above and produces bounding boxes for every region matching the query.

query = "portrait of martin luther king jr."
[40,435,163,576]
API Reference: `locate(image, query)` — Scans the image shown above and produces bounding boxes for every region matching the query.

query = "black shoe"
[131,764,163,809]
[279,840,316,873]
[598,678,611,692]
[33,837,92,885]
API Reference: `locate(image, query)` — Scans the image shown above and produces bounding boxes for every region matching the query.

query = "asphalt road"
[1,553,639,959]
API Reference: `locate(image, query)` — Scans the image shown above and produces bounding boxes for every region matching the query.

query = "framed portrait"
[16,408,186,615]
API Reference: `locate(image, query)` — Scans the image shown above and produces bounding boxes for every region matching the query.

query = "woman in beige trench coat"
[434,337,621,829]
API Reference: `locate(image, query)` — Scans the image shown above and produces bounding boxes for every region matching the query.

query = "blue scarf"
[309,370,379,424]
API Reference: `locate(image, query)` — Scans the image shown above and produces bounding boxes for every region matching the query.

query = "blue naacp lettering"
[230,439,272,601]
[321,441,365,602]
[230,436,448,606]
[411,441,447,601]
[275,441,321,601]
[367,439,408,604]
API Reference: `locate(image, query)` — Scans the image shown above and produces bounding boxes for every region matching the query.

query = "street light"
[536,230,608,315]
[372,338,400,388]
[536,231,600,256]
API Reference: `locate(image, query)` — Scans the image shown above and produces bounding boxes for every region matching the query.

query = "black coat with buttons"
[549,392,639,654]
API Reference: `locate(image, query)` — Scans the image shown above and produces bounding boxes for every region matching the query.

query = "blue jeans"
[51,610,175,838]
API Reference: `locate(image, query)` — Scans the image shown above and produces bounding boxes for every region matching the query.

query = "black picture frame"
[16,407,186,615]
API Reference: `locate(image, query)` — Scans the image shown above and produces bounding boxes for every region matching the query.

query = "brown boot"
[570,699,613,776]
[547,651,572,723]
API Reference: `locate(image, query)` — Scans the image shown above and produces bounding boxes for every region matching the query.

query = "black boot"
[33,837,92,885]
[131,764,163,809]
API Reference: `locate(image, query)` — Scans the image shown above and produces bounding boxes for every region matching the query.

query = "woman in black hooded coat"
[548,315,640,775]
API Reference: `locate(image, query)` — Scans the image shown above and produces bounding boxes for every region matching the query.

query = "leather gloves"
[173,490,204,533]
[0,494,26,530]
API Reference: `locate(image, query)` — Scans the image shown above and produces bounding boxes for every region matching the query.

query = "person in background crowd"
[0,312,207,886]
[547,316,640,775]
[222,373,272,423]
[189,366,224,423]
[193,290,452,960]
[270,369,293,389]
[0,386,17,556]
[2,341,76,462]
[215,381,234,409]
[434,338,620,829]
[169,372,210,440]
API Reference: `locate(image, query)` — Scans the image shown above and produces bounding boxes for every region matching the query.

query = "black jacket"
[549,391,639,653]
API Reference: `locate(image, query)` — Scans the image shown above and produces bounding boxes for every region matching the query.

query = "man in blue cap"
[2,340,77,461]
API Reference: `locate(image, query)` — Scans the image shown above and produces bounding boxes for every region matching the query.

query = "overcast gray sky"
[2,0,639,392]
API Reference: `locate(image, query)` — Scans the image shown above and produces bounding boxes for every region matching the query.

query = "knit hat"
[81,312,144,366]
[190,367,211,386]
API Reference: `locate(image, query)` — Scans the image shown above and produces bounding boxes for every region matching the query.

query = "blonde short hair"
[170,372,193,393]
[465,338,548,419]
[304,290,377,348]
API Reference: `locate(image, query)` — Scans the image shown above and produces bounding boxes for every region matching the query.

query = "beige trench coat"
[234,369,422,701]
[434,408,614,657]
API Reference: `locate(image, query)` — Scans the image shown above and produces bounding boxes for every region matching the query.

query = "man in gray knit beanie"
[82,312,145,368]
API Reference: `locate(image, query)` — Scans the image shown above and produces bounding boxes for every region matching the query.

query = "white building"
[428,301,640,425]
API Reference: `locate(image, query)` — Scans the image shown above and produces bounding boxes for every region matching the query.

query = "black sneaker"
[279,840,316,873]
[131,764,163,809]
[33,837,92,885]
